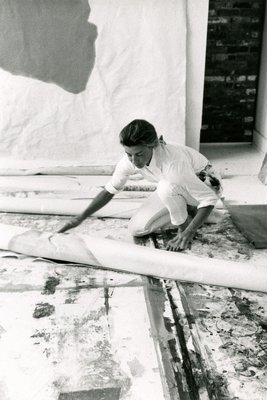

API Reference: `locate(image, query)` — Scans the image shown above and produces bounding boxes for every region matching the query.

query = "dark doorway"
[201,0,266,143]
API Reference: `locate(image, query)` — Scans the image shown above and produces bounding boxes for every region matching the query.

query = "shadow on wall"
[0,0,97,94]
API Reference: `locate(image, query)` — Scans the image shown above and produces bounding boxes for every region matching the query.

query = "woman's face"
[123,145,153,168]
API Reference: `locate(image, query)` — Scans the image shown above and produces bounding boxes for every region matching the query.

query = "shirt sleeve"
[185,145,210,172]
[105,155,135,194]
[165,159,219,208]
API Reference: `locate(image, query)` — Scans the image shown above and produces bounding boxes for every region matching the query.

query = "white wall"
[186,0,209,150]
[254,4,267,152]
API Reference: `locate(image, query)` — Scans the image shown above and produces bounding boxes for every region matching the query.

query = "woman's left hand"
[166,229,195,252]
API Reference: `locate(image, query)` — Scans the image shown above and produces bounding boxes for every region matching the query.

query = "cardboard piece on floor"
[0,223,266,293]
[258,153,267,184]
[58,388,121,400]
[225,203,267,249]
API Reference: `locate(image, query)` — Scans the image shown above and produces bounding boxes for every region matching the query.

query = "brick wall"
[201,0,266,143]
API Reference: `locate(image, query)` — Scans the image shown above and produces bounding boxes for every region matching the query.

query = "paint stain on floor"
[42,276,60,295]
[33,302,55,318]
[127,357,145,378]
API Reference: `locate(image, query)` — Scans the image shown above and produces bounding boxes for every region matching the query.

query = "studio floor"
[0,143,266,399]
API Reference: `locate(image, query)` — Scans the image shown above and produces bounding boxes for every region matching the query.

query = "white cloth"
[105,143,219,209]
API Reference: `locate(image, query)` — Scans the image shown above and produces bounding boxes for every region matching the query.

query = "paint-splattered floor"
[0,211,267,399]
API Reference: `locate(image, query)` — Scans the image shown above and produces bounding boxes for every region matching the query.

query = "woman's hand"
[166,205,214,251]
[57,216,83,234]
[166,228,194,252]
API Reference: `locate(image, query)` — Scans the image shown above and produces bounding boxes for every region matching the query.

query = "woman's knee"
[128,211,172,237]
[128,195,170,237]
[128,214,148,237]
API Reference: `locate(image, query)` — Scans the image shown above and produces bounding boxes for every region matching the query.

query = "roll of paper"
[0,197,141,218]
[0,223,266,293]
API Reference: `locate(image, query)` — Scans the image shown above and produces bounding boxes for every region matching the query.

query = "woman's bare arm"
[58,189,114,233]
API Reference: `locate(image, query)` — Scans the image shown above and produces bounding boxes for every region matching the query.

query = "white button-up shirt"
[105,143,219,208]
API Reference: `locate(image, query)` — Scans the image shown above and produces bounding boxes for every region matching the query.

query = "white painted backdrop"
[0,0,187,165]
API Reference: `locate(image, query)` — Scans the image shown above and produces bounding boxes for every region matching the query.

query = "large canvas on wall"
[0,0,186,165]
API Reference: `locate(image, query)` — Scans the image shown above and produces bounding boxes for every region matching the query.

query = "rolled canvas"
[0,223,266,293]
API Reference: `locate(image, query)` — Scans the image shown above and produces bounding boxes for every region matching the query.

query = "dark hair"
[119,119,159,147]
